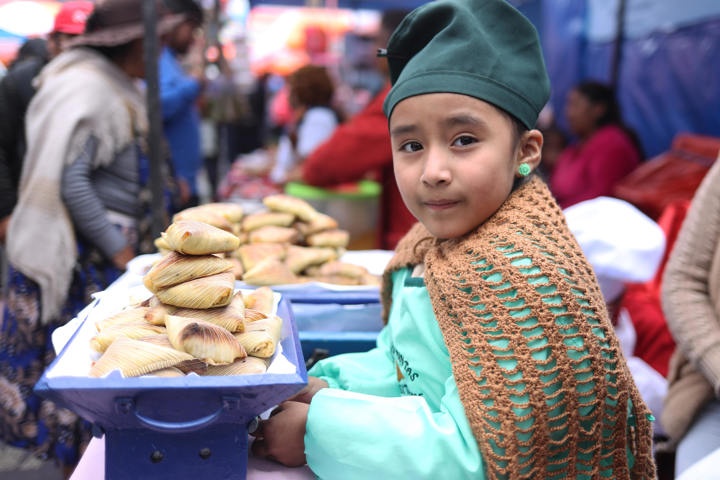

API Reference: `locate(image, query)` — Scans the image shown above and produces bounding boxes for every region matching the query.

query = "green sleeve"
[308,323,400,396]
[304,373,484,479]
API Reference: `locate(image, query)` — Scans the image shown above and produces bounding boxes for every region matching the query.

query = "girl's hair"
[574,80,644,158]
[288,65,335,108]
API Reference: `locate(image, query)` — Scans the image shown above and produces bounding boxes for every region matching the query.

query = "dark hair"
[288,65,335,108]
[164,0,203,25]
[574,81,621,127]
[574,80,644,158]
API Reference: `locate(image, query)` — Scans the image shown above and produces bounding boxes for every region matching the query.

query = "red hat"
[52,1,94,35]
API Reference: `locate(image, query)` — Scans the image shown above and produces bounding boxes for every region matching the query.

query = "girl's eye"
[452,135,477,147]
[400,141,423,153]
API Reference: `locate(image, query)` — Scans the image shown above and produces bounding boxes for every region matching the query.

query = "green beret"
[382,0,550,130]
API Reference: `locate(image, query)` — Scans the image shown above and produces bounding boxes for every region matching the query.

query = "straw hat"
[67,0,184,48]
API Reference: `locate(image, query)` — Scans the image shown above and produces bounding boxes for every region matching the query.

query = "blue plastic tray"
[35,296,307,480]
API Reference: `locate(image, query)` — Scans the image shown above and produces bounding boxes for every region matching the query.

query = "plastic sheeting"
[541,1,720,158]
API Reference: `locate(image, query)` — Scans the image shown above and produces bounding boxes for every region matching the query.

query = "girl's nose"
[421,148,452,186]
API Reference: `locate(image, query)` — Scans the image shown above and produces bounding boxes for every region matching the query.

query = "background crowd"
[0,0,719,478]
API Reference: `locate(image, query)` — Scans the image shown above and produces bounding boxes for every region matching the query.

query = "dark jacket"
[0,56,46,218]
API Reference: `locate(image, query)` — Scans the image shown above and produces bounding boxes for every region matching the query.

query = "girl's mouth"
[424,200,459,210]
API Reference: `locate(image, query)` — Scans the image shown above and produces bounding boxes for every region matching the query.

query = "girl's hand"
[251,401,309,467]
[288,376,329,404]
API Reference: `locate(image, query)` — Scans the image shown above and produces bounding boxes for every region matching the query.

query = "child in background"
[251,1,656,478]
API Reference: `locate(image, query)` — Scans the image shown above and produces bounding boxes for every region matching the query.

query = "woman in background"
[550,81,642,208]
[269,65,339,184]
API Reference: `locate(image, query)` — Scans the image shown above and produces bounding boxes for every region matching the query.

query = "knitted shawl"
[382,177,656,479]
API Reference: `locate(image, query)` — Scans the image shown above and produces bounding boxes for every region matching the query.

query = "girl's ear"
[515,129,544,175]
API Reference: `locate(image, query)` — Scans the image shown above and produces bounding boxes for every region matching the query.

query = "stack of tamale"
[158,197,380,286]
[89,218,284,378]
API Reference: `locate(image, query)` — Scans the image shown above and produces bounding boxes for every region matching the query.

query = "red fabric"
[550,125,641,208]
[52,1,93,35]
[613,133,719,220]
[302,84,416,250]
[619,202,689,377]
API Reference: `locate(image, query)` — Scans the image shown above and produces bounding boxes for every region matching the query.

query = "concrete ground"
[0,442,65,480]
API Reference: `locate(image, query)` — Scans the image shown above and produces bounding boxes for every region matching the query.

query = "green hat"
[381,0,550,130]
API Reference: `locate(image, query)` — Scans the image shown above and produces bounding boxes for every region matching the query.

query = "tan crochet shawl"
[382,177,656,479]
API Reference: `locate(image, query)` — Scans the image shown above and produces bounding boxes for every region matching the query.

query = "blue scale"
[36,297,307,480]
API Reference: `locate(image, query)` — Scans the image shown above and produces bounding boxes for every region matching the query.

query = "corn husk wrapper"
[228,258,244,280]
[95,307,150,332]
[242,258,298,286]
[90,337,197,378]
[317,261,368,279]
[234,315,283,358]
[202,203,244,223]
[138,334,174,348]
[164,220,240,255]
[202,356,268,376]
[285,245,337,274]
[90,323,167,353]
[173,207,233,232]
[236,243,286,271]
[249,226,298,244]
[143,252,233,291]
[263,194,317,221]
[243,286,275,316]
[154,236,172,251]
[146,367,186,377]
[144,305,169,326]
[242,212,295,232]
[155,271,235,309]
[166,315,246,365]
[305,213,338,235]
[166,291,246,333]
[306,229,350,248]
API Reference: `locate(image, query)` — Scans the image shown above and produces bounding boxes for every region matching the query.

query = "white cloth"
[269,107,337,184]
[6,47,147,323]
[563,196,666,302]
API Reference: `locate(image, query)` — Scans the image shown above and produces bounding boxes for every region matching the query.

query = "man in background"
[160,0,205,210]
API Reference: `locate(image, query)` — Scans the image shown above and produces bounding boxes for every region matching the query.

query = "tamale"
[242,212,295,232]
[164,220,240,255]
[172,207,233,232]
[243,286,275,316]
[202,357,268,376]
[227,257,244,280]
[168,291,246,333]
[234,315,283,358]
[146,367,185,377]
[248,226,299,244]
[316,261,368,280]
[155,271,235,309]
[154,236,172,251]
[95,307,150,332]
[89,337,196,378]
[284,245,337,274]
[236,243,286,271]
[165,315,246,365]
[90,323,167,353]
[242,258,298,286]
[305,213,338,235]
[306,229,350,248]
[143,251,233,291]
[263,194,318,221]
[202,202,244,223]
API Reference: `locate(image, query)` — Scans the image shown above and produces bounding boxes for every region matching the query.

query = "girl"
[252,1,656,478]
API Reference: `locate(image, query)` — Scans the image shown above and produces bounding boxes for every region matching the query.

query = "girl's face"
[390,93,531,240]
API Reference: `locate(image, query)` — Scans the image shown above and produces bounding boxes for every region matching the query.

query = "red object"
[550,125,641,208]
[613,133,720,220]
[52,1,93,35]
[302,84,416,250]
[619,201,690,377]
